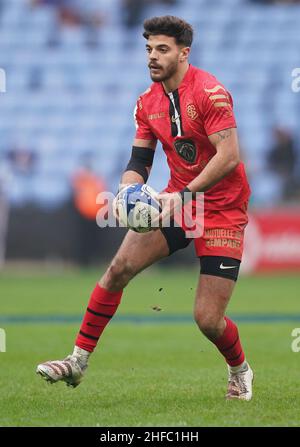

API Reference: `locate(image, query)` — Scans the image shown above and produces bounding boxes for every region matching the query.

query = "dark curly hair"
[143,15,193,47]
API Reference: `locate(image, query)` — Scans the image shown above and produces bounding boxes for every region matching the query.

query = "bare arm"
[186,128,240,194]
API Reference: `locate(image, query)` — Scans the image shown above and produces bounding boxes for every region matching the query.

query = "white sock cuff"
[229,360,248,374]
[73,346,91,359]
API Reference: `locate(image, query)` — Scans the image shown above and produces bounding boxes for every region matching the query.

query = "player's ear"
[180,47,190,62]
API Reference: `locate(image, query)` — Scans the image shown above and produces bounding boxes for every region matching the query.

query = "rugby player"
[37,16,253,400]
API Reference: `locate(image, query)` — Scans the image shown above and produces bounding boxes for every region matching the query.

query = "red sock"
[75,284,123,353]
[213,316,245,367]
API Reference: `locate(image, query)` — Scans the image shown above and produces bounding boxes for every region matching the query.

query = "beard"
[149,60,178,82]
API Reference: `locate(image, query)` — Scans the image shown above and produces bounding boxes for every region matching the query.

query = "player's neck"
[162,62,189,94]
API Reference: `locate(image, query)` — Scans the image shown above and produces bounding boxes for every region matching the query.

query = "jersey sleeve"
[134,96,157,141]
[198,80,237,136]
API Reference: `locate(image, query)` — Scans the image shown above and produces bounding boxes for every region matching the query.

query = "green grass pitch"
[0,267,300,427]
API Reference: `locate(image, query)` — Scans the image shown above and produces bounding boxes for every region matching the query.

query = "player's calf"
[101,256,136,291]
[194,311,225,341]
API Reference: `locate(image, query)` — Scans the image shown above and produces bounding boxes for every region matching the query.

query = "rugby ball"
[115,183,161,233]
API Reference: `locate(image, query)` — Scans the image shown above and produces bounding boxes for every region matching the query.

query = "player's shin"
[74,283,123,366]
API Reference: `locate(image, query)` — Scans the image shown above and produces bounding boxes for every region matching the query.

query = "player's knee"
[194,311,223,340]
[103,257,136,291]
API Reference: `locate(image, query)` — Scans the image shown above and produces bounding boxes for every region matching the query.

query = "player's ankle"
[72,346,91,368]
[228,360,248,374]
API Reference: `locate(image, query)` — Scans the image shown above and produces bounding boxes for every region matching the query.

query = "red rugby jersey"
[134,64,250,210]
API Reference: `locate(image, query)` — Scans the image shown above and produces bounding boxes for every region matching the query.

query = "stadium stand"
[0,0,299,207]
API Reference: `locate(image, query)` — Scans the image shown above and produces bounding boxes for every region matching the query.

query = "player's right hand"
[112,184,129,224]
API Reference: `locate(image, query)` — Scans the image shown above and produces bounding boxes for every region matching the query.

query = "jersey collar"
[160,64,194,96]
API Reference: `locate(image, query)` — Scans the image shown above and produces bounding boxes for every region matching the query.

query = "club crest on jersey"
[186,104,198,120]
[174,139,197,164]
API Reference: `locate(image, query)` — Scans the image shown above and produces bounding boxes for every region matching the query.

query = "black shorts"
[160,225,241,281]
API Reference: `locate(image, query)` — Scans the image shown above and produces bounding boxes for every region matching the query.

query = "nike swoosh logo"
[171,114,180,123]
[220,263,237,270]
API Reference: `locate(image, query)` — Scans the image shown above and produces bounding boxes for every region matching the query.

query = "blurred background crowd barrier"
[0,0,299,272]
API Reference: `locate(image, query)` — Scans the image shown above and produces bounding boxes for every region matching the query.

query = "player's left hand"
[154,192,183,228]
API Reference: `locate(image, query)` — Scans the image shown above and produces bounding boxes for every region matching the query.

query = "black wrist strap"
[178,186,196,202]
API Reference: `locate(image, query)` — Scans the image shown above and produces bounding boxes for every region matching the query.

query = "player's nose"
[149,49,158,60]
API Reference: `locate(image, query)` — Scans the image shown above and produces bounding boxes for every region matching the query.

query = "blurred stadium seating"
[0,0,299,207]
